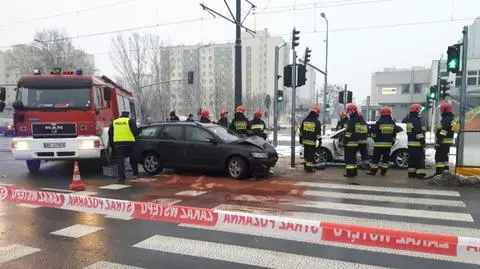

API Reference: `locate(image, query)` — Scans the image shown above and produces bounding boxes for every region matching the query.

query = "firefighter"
[250,109,267,139]
[402,104,426,179]
[108,111,139,183]
[217,109,230,128]
[299,105,322,173]
[336,111,348,130]
[435,103,455,174]
[367,106,398,176]
[200,109,212,123]
[169,111,179,121]
[344,103,361,177]
[230,105,250,136]
[356,112,369,170]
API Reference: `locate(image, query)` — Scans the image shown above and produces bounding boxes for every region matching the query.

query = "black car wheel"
[314,147,333,164]
[227,157,248,179]
[26,160,41,174]
[392,149,408,169]
[142,152,163,175]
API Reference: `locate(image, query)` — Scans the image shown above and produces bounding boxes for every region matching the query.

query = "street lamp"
[320,12,329,135]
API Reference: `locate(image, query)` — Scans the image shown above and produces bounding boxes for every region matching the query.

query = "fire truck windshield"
[18,87,91,109]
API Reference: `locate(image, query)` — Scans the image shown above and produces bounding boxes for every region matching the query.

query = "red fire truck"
[10,68,135,173]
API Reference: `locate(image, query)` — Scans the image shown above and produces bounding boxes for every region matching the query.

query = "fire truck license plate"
[44,142,66,148]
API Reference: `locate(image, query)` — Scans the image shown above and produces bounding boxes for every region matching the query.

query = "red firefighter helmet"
[409,104,422,113]
[439,102,453,113]
[346,103,358,113]
[340,111,347,118]
[220,108,228,116]
[254,109,262,118]
[311,105,321,114]
[200,109,209,117]
[236,105,245,113]
[380,106,392,116]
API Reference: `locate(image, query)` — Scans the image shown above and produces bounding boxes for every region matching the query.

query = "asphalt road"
[0,137,479,269]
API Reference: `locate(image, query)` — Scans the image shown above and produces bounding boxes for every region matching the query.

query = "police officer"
[356,112,369,170]
[336,111,348,130]
[344,103,361,177]
[250,109,267,139]
[402,104,426,179]
[217,109,230,128]
[299,105,322,173]
[435,103,455,174]
[368,106,398,176]
[230,105,250,136]
[108,111,139,183]
[200,109,212,123]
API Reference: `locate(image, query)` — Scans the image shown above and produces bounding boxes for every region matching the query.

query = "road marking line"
[295,182,460,197]
[290,200,474,222]
[175,190,207,197]
[303,190,466,207]
[73,191,97,196]
[50,224,103,238]
[99,184,131,190]
[133,235,392,269]
[83,261,146,269]
[150,198,182,205]
[214,204,480,237]
[0,244,40,264]
[104,215,133,220]
[16,203,42,209]
[40,188,74,193]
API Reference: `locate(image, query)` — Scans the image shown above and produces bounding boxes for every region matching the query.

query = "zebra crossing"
[0,181,478,268]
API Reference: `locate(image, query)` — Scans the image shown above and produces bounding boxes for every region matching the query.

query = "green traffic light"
[429,92,435,99]
[421,106,426,112]
[448,59,458,70]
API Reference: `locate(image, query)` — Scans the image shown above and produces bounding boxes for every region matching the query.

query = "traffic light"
[325,104,330,112]
[304,47,311,63]
[428,85,438,100]
[297,64,307,86]
[283,65,292,87]
[439,79,451,100]
[421,103,426,112]
[292,28,300,49]
[339,91,353,104]
[187,71,194,84]
[0,87,5,102]
[277,90,284,103]
[447,45,460,73]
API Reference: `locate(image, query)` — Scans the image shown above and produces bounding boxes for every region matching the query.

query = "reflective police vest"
[113,117,135,142]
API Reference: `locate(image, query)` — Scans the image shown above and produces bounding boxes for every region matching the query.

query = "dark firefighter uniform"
[217,109,230,128]
[368,107,398,176]
[356,114,369,169]
[402,104,426,179]
[199,109,212,123]
[435,103,455,174]
[344,103,361,177]
[336,111,348,131]
[230,105,250,136]
[250,110,267,139]
[108,111,139,183]
[299,106,322,172]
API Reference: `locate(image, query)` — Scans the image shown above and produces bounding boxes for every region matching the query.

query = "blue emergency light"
[76,68,83,75]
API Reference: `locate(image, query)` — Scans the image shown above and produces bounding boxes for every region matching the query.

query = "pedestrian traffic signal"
[187,71,194,84]
[304,47,311,63]
[292,28,300,49]
[339,91,353,104]
[428,85,438,100]
[439,79,451,100]
[297,64,307,86]
[447,45,460,73]
[277,90,284,103]
[283,65,292,87]
[325,104,330,112]
[420,103,426,112]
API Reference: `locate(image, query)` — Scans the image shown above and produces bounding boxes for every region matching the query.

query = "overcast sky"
[0,0,478,102]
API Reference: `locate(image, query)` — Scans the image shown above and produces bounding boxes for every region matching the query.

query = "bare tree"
[110,33,152,123]
[5,29,95,75]
[148,36,170,121]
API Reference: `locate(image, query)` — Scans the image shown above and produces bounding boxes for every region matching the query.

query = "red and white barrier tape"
[0,184,479,261]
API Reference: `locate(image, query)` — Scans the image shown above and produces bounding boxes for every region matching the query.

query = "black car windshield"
[18,87,91,109]
[206,125,240,142]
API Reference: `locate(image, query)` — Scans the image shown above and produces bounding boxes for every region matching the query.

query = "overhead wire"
[254,0,389,15]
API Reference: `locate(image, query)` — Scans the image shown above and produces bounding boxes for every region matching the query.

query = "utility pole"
[200,1,256,109]
[457,26,469,167]
[431,56,442,136]
[291,50,297,168]
[320,12,329,135]
[343,84,348,110]
[273,43,287,148]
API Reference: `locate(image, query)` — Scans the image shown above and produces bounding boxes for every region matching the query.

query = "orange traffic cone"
[69,161,86,191]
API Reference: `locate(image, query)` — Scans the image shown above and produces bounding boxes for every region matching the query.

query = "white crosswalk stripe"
[0,244,40,264]
[84,261,146,269]
[133,235,394,269]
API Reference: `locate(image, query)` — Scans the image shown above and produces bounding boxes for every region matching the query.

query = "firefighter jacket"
[217,117,230,128]
[336,118,348,131]
[299,111,322,146]
[356,116,369,144]
[230,112,250,135]
[344,113,366,147]
[402,112,426,147]
[250,117,267,139]
[200,117,212,123]
[371,115,398,147]
[435,112,455,146]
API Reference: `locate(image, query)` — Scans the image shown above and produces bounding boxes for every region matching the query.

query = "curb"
[0,184,479,263]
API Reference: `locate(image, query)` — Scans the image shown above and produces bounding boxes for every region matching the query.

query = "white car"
[308,122,409,169]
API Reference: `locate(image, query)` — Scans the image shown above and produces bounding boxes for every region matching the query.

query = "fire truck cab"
[11,68,135,173]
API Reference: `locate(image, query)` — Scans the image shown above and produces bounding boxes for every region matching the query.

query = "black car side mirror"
[207,138,218,144]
